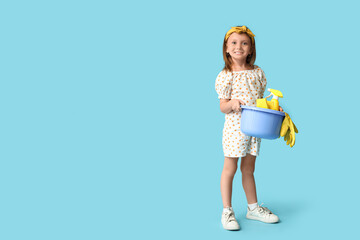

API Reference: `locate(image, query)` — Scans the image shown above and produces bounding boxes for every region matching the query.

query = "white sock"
[223,207,233,213]
[248,202,258,211]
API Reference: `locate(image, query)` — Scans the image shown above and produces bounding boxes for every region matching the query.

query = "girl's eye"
[243,42,248,45]
[232,42,236,44]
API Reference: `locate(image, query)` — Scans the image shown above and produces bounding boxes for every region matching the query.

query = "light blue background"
[1,0,359,239]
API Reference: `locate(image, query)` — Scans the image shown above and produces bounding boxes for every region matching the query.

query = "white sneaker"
[246,204,279,223]
[221,207,240,230]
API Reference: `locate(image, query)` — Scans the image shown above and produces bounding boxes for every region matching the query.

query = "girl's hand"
[230,99,246,112]
[279,106,284,112]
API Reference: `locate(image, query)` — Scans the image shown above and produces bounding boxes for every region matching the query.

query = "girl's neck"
[231,61,253,71]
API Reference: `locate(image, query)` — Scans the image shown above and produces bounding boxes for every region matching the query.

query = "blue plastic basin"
[240,105,285,139]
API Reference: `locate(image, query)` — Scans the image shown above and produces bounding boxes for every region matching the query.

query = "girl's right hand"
[230,99,246,112]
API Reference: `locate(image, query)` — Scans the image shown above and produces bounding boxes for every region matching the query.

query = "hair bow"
[225,26,255,44]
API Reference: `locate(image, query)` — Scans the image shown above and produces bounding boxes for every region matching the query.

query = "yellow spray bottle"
[267,88,283,111]
[256,88,283,111]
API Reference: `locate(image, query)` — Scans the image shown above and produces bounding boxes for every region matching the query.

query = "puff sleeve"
[215,70,233,99]
[258,68,267,98]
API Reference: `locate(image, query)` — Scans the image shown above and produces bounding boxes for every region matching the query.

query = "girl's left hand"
[279,106,284,112]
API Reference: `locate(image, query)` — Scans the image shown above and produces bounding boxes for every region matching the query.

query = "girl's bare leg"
[240,154,258,204]
[220,157,239,208]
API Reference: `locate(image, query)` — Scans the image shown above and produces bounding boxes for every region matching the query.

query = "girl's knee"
[223,157,238,176]
[240,163,255,174]
[223,165,237,176]
[240,154,256,174]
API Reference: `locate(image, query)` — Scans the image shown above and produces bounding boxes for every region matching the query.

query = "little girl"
[215,26,281,231]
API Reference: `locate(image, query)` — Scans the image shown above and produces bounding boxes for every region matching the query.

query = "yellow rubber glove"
[280,113,298,147]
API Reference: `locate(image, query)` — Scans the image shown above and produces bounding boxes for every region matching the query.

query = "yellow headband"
[225,26,255,44]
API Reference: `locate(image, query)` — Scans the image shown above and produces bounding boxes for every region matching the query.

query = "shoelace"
[224,211,236,223]
[258,203,272,214]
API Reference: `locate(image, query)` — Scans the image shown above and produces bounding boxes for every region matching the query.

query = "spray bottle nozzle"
[267,88,283,100]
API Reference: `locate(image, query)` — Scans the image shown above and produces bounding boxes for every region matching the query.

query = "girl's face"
[226,33,252,61]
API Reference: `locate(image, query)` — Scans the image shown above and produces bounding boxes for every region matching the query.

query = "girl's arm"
[220,99,246,114]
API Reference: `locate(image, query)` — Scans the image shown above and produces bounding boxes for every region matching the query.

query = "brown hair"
[222,26,257,72]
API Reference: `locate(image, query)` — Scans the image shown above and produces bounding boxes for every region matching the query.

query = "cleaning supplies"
[255,88,299,147]
[256,88,283,111]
